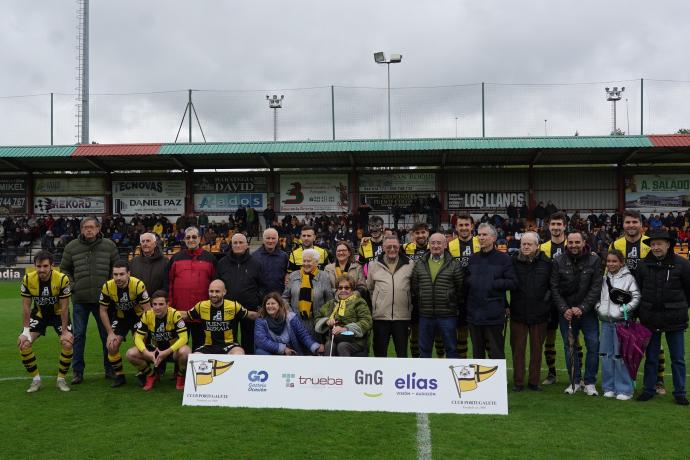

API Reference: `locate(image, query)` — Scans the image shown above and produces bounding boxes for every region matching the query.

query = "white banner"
[183,356,508,415]
[112,179,186,215]
[34,177,105,195]
[279,174,349,213]
[33,196,105,215]
[448,192,526,209]
[359,173,436,192]
[626,174,690,211]
[194,193,267,212]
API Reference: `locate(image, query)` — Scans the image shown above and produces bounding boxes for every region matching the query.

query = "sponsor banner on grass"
[112,179,186,215]
[183,355,508,415]
[194,193,267,212]
[359,173,436,192]
[279,174,349,213]
[193,175,268,193]
[34,177,105,195]
[0,178,28,214]
[448,191,526,210]
[625,174,690,211]
[33,196,105,215]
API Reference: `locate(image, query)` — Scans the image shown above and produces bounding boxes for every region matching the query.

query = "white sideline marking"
[416,412,432,460]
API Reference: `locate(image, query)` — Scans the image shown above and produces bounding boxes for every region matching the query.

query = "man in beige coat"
[367,235,414,357]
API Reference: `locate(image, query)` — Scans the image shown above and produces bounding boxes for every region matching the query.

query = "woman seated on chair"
[315,275,372,357]
[254,292,324,356]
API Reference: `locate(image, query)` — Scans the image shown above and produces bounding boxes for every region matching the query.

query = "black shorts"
[110,313,140,338]
[29,308,72,336]
[194,343,240,354]
[547,307,559,330]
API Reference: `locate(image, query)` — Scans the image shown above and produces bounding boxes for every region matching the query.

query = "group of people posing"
[17,210,690,406]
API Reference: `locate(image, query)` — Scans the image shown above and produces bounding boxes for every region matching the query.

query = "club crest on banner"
[449,364,498,398]
[190,359,234,391]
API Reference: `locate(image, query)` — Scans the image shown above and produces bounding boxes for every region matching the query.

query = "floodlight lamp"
[374,52,386,63]
[621,86,625,92]
[389,54,402,63]
[605,87,610,92]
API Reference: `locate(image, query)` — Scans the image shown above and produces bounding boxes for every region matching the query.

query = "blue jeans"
[254,348,272,355]
[72,303,112,375]
[599,321,633,396]
[418,316,458,358]
[643,330,686,397]
[559,312,599,385]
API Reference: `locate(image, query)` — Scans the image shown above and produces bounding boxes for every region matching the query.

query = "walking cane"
[328,330,335,357]
[567,319,576,393]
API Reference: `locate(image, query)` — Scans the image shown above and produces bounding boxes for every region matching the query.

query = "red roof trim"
[648,135,690,147]
[72,144,162,156]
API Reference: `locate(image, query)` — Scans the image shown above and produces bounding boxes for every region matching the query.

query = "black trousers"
[373,320,409,357]
[468,324,505,359]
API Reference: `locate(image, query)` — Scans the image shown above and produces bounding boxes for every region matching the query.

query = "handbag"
[606,277,633,305]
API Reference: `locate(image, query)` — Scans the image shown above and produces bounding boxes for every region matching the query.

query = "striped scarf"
[298,268,319,319]
[335,262,351,278]
[329,294,357,324]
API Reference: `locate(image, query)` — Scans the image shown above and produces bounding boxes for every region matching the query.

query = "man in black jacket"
[130,233,166,294]
[509,231,552,391]
[551,231,602,395]
[636,230,690,405]
[217,233,264,354]
[466,223,517,359]
[410,233,464,358]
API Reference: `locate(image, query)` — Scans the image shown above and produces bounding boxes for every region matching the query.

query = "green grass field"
[1,281,689,459]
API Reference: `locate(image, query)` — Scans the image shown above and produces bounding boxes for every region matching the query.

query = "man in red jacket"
[165,226,217,349]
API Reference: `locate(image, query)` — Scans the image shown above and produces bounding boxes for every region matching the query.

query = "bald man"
[253,227,288,295]
[217,233,264,354]
[130,232,166,294]
[179,280,257,355]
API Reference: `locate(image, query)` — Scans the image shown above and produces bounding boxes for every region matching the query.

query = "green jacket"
[60,234,119,304]
[410,252,464,317]
[315,296,372,350]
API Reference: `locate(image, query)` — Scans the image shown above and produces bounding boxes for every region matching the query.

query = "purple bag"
[616,319,652,381]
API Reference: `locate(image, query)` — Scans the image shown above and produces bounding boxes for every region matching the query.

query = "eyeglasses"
[337,286,352,291]
[185,235,199,240]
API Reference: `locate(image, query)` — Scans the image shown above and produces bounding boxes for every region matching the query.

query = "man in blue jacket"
[253,228,288,295]
[465,223,517,359]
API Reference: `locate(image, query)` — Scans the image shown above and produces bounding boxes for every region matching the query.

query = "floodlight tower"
[605,86,625,134]
[266,94,284,141]
[374,52,403,139]
[76,0,89,144]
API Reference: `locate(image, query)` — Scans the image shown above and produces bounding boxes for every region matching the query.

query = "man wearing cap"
[636,230,690,405]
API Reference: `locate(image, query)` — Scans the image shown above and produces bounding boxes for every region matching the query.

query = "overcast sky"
[1,0,689,145]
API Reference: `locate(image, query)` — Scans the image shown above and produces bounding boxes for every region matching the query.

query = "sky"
[1,0,689,145]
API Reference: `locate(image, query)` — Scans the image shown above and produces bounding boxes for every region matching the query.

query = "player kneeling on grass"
[98,260,151,388]
[179,280,257,355]
[126,290,190,391]
[18,250,73,393]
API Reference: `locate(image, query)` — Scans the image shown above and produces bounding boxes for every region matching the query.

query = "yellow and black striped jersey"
[20,269,71,316]
[134,307,187,352]
[358,238,384,265]
[287,245,329,273]
[540,240,565,259]
[403,241,429,262]
[448,236,481,267]
[99,276,149,318]
[187,299,248,346]
[610,235,650,273]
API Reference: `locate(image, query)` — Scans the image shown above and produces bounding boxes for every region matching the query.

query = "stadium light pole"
[455,116,461,138]
[605,86,625,134]
[374,52,402,139]
[266,94,284,141]
[544,119,548,136]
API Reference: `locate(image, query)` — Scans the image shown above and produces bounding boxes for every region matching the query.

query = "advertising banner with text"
[34,177,105,195]
[33,196,105,215]
[193,175,268,193]
[112,179,186,215]
[194,193,267,213]
[279,174,349,213]
[448,192,526,210]
[0,178,28,214]
[183,356,508,415]
[625,174,690,211]
[359,173,436,192]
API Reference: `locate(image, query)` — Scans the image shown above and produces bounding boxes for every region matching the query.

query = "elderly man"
[130,232,167,294]
[367,235,414,357]
[253,227,288,295]
[217,233,263,354]
[410,233,464,358]
[466,223,517,360]
[551,231,602,395]
[60,217,118,384]
[165,226,216,350]
[509,231,552,391]
[287,225,330,273]
[636,230,690,405]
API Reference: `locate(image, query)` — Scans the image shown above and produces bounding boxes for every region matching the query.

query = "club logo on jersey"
[628,247,638,259]
[213,310,223,321]
[463,246,472,256]
[157,322,165,332]
[190,359,233,391]
[449,364,498,399]
[42,286,50,296]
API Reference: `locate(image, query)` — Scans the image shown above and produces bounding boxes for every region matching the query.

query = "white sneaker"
[603,391,615,398]
[584,384,599,396]
[26,379,42,393]
[564,383,581,394]
[56,378,71,392]
[616,394,632,401]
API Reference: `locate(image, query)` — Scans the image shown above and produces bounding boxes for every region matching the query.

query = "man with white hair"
[509,231,552,391]
[130,232,167,294]
[217,233,264,354]
[465,223,517,359]
[253,227,288,295]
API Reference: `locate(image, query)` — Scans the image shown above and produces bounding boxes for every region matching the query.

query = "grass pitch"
[1,281,688,459]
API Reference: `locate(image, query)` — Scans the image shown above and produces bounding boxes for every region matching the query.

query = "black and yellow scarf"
[298,268,319,319]
[335,262,351,278]
[329,293,356,323]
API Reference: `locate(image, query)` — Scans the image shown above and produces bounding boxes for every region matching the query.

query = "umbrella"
[567,320,576,392]
[616,319,652,381]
